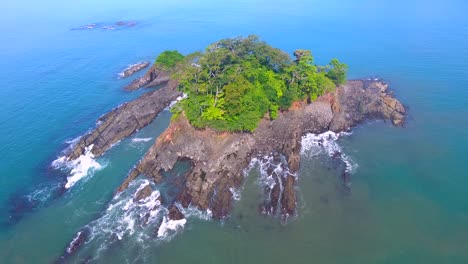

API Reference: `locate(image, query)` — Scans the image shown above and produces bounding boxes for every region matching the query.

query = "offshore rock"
[66,80,181,160]
[119,61,150,79]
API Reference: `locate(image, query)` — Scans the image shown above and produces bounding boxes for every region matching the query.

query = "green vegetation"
[168,35,347,132]
[155,50,185,70]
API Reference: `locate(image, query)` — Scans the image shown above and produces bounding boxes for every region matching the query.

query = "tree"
[155,50,185,70]
[325,58,348,85]
[171,36,346,132]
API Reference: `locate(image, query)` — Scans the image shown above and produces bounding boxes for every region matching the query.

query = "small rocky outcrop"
[66,79,181,160]
[116,79,405,219]
[119,62,150,79]
[329,80,406,130]
[167,205,185,221]
[133,185,153,202]
[124,66,171,91]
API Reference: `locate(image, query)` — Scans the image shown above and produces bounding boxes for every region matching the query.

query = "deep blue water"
[1,0,468,263]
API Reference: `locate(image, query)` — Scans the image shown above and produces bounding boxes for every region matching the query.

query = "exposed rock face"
[119,62,150,79]
[124,66,171,91]
[116,80,405,220]
[167,205,185,221]
[117,116,255,219]
[66,80,181,160]
[329,80,405,130]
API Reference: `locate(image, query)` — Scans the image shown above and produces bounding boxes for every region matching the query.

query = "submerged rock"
[119,61,150,79]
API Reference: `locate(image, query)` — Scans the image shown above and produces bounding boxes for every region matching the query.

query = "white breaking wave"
[301,131,357,173]
[178,204,213,221]
[52,144,104,189]
[248,155,295,189]
[165,93,188,110]
[157,217,187,238]
[118,62,147,79]
[66,231,83,254]
[229,187,242,201]
[88,179,164,242]
[68,178,223,260]
[131,137,153,143]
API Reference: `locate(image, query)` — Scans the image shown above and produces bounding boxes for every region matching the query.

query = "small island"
[64,35,405,234]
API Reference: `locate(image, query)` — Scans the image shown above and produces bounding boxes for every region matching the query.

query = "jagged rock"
[118,116,255,219]
[329,80,406,131]
[124,66,171,91]
[66,80,181,160]
[281,175,296,216]
[119,62,150,79]
[167,205,185,220]
[133,185,153,202]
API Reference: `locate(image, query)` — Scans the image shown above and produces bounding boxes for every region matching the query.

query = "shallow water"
[1,0,468,263]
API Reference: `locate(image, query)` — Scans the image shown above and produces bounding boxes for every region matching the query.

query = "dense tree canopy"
[167,35,347,132]
[155,50,185,70]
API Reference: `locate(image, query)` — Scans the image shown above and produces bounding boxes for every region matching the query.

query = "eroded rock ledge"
[66,79,181,160]
[119,61,150,79]
[117,79,405,220]
[124,66,171,91]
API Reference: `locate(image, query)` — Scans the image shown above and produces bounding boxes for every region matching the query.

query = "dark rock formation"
[115,21,137,27]
[116,79,405,219]
[56,229,89,263]
[124,66,171,91]
[66,79,181,160]
[167,205,185,221]
[119,62,150,79]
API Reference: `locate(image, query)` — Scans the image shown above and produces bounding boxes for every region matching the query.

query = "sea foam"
[131,137,153,143]
[157,217,187,238]
[301,131,357,173]
[52,144,104,189]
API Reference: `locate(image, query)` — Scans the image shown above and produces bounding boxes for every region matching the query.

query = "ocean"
[1,0,468,263]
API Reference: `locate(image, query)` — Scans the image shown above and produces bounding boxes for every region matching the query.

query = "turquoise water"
[1,0,468,263]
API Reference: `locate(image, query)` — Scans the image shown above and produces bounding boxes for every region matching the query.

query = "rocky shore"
[114,77,405,221]
[66,78,181,160]
[65,64,405,225]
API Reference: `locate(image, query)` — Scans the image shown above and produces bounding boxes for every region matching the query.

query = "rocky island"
[63,35,405,234]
